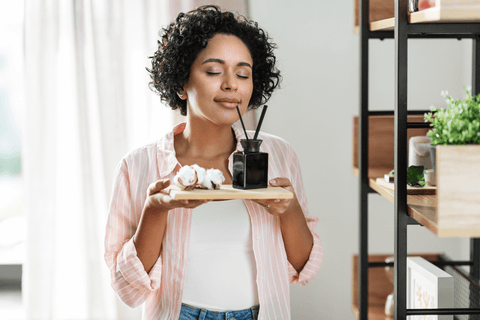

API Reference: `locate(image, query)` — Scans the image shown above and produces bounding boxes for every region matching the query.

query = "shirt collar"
[157,122,185,177]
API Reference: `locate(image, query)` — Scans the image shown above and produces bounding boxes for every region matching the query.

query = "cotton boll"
[174,165,225,191]
[203,169,225,190]
[191,164,206,185]
[201,174,212,190]
[174,165,197,190]
[209,169,225,187]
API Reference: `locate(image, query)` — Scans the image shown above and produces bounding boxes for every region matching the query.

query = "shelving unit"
[354,0,480,319]
[352,114,480,238]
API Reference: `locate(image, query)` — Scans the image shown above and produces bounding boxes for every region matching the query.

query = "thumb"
[148,179,171,196]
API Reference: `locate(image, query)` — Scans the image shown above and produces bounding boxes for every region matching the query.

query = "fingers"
[253,199,280,207]
[254,176,295,216]
[145,179,211,213]
[147,179,171,196]
[269,178,292,188]
[255,199,290,216]
[168,199,210,209]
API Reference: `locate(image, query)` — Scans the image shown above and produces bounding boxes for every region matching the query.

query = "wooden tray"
[166,184,294,200]
[375,178,437,195]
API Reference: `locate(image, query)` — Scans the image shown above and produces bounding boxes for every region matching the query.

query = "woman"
[104,6,323,320]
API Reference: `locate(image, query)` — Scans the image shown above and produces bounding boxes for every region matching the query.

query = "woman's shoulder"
[122,141,159,162]
[117,140,167,176]
[253,131,293,153]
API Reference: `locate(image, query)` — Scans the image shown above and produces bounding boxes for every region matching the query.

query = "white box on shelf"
[407,256,454,320]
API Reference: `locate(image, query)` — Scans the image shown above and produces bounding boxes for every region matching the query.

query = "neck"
[175,119,236,160]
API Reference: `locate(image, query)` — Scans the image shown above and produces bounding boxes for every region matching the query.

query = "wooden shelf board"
[352,253,442,320]
[369,6,480,31]
[353,165,480,238]
[370,17,395,31]
[353,165,447,237]
[410,5,480,24]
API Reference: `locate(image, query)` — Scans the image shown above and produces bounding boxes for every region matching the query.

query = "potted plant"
[424,87,480,172]
[423,87,480,235]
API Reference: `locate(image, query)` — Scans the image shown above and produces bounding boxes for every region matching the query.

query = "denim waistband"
[180,303,260,320]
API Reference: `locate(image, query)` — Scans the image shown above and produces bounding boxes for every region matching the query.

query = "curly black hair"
[147,5,281,116]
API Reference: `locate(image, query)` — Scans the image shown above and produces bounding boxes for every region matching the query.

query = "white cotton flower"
[190,164,206,185]
[202,168,225,190]
[174,165,197,190]
[174,165,225,191]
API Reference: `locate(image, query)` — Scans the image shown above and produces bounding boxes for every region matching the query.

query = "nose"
[221,71,238,91]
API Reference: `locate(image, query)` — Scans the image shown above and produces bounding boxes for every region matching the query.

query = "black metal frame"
[358,0,480,319]
[358,0,369,318]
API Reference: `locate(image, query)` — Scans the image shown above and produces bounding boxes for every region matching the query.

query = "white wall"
[249,1,471,319]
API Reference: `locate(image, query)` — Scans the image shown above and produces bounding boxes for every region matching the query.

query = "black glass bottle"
[232,139,268,190]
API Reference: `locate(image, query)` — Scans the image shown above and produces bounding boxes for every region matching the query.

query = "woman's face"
[181,33,254,126]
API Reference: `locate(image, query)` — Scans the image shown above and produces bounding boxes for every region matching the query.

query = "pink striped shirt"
[104,122,323,320]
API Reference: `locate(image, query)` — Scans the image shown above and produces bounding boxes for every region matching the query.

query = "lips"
[215,97,240,104]
[215,97,241,108]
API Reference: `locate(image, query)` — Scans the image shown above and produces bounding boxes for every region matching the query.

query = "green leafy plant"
[388,166,426,187]
[406,165,426,187]
[424,87,480,145]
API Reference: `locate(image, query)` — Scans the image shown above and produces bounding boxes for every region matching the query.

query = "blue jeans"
[179,303,260,320]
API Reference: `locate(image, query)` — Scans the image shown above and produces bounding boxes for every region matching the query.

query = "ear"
[177,88,187,100]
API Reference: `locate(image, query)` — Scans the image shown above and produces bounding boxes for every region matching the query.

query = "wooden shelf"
[353,166,438,231]
[352,253,442,320]
[371,7,480,31]
[410,5,480,24]
[352,165,480,238]
[354,0,480,33]
[352,114,480,238]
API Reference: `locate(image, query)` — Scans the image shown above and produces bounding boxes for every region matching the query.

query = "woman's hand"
[135,178,209,273]
[254,177,313,272]
[253,178,298,216]
[145,179,209,213]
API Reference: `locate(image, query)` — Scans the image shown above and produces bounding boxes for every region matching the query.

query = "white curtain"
[23,0,249,319]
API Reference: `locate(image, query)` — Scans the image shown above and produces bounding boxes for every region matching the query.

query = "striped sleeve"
[285,144,324,286]
[104,159,162,308]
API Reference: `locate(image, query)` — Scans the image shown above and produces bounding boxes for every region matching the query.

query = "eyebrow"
[202,58,252,69]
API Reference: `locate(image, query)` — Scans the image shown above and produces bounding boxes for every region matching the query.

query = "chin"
[209,111,240,126]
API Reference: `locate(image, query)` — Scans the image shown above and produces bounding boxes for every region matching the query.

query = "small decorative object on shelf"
[410,0,436,12]
[407,165,427,187]
[384,170,395,183]
[407,257,454,320]
[409,0,418,12]
[418,0,436,11]
[424,169,436,186]
[233,105,269,190]
[408,136,432,169]
[384,166,428,187]
[384,256,395,316]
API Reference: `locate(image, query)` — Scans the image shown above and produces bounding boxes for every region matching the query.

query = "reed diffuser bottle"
[233,105,269,190]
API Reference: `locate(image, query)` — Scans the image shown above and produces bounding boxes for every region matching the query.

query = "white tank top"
[182,199,259,311]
